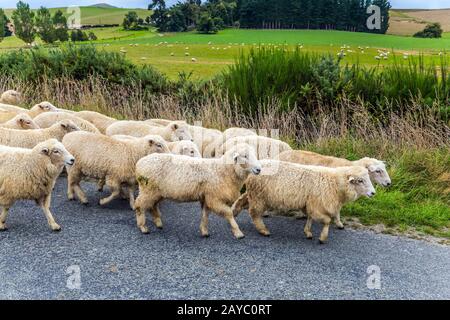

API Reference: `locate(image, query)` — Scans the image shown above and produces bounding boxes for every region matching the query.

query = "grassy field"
[388,9,450,36]
[3,6,150,25]
[1,27,449,79]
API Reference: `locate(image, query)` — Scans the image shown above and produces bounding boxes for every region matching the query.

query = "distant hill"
[4,6,149,26]
[389,9,450,36]
[90,3,118,9]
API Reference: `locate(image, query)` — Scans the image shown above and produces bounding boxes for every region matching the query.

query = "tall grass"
[221,47,450,116]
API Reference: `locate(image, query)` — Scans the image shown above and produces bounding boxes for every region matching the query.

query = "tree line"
[148,0,391,34]
[0,1,96,45]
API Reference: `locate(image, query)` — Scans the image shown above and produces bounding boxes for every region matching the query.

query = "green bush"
[414,23,443,38]
[0,44,169,93]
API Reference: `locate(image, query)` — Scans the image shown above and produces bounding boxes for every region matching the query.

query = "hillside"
[3,6,149,26]
[389,9,450,36]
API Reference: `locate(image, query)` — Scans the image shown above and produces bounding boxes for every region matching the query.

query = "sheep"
[279,150,391,187]
[232,161,375,243]
[34,112,101,134]
[204,127,257,158]
[106,120,193,142]
[0,113,40,130]
[277,150,391,225]
[189,125,222,157]
[168,140,202,158]
[76,111,117,134]
[0,90,21,105]
[215,135,292,160]
[134,143,262,238]
[0,120,80,149]
[0,139,75,232]
[62,131,170,209]
[0,101,58,119]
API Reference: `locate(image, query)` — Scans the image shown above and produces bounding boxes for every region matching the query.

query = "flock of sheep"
[0,89,391,244]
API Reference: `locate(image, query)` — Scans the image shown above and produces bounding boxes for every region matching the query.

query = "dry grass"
[389,9,450,35]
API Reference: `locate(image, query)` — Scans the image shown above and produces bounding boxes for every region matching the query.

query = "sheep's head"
[58,120,80,133]
[37,139,75,168]
[172,141,201,158]
[143,134,170,154]
[16,113,39,129]
[32,101,59,115]
[345,166,376,199]
[1,90,21,105]
[225,143,261,176]
[168,121,193,142]
[363,158,391,188]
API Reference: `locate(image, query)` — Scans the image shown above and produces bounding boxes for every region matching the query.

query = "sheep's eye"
[376,170,382,174]
[358,179,364,184]
[157,144,163,148]
[53,150,60,154]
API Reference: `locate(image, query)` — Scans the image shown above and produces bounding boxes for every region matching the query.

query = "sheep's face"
[348,169,376,198]
[34,101,58,114]
[229,143,261,175]
[40,140,75,167]
[173,141,201,158]
[1,90,21,105]
[367,160,391,188]
[17,114,39,129]
[169,122,193,142]
[145,135,170,154]
[59,120,80,133]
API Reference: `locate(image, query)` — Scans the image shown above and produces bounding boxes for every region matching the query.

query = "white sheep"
[0,90,21,105]
[168,140,202,158]
[0,113,40,130]
[63,131,170,209]
[0,139,75,231]
[216,135,292,159]
[205,127,257,158]
[0,120,79,148]
[278,150,391,225]
[134,143,262,238]
[0,101,58,120]
[105,120,193,142]
[34,112,101,134]
[232,161,375,243]
[76,110,117,134]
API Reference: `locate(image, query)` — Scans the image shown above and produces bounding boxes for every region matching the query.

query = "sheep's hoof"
[51,225,62,232]
[305,233,313,240]
[201,233,210,238]
[259,230,271,237]
[82,202,90,207]
[235,232,245,240]
[318,239,327,245]
[336,222,345,230]
[140,226,150,234]
[0,226,8,232]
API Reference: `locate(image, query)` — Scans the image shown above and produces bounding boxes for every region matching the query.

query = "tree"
[197,12,218,34]
[71,29,89,42]
[0,9,10,42]
[123,11,141,30]
[371,0,391,34]
[414,22,443,38]
[53,10,69,42]
[88,31,97,40]
[35,7,56,44]
[12,1,36,44]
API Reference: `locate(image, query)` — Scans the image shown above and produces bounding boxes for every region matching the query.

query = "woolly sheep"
[76,111,117,134]
[34,112,101,134]
[0,120,80,148]
[134,143,262,238]
[0,139,75,231]
[279,150,391,187]
[0,113,40,130]
[63,131,170,209]
[168,140,202,158]
[216,135,292,160]
[0,101,58,120]
[106,120,193,142]
[232,161,375,243]
[0,90,21,105]
[205,127,257,158]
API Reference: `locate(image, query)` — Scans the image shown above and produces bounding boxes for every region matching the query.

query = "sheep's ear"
[38,104,45,110]
[348,177,356,184]
[172,123,179,131]
[60,122,67,129]
[233,152,239,163]
[368,164,377,172]
[18,118,25,124]
[40,147,50,155]
[148,139,155,145]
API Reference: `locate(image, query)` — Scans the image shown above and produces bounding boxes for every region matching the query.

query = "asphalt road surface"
[0,178,448,300]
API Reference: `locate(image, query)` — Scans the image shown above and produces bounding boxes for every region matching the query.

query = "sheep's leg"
[334,210,344,229]
[134,192,158,234]
[150,202,163,229]
[0,207,10,231]
[231,192,249,217]
[127,185,136,210]
[97,179,105,192]
[249,205,270,236]
[199,201,210,237]
[304,215,313,239]
[39,195,61,232]
[210,202,245,239]
[99,179,121,206]
[67,168,88,204]
[317,215,332,244]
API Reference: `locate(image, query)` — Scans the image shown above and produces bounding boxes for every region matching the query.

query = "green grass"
[3,6,150,25]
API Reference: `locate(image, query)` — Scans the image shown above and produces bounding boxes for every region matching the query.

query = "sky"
[0,0,449,9]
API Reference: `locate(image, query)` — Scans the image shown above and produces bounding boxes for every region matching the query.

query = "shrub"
[414,23,443,38]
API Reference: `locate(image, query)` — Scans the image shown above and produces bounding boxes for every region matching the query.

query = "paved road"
[0,178,449,299]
